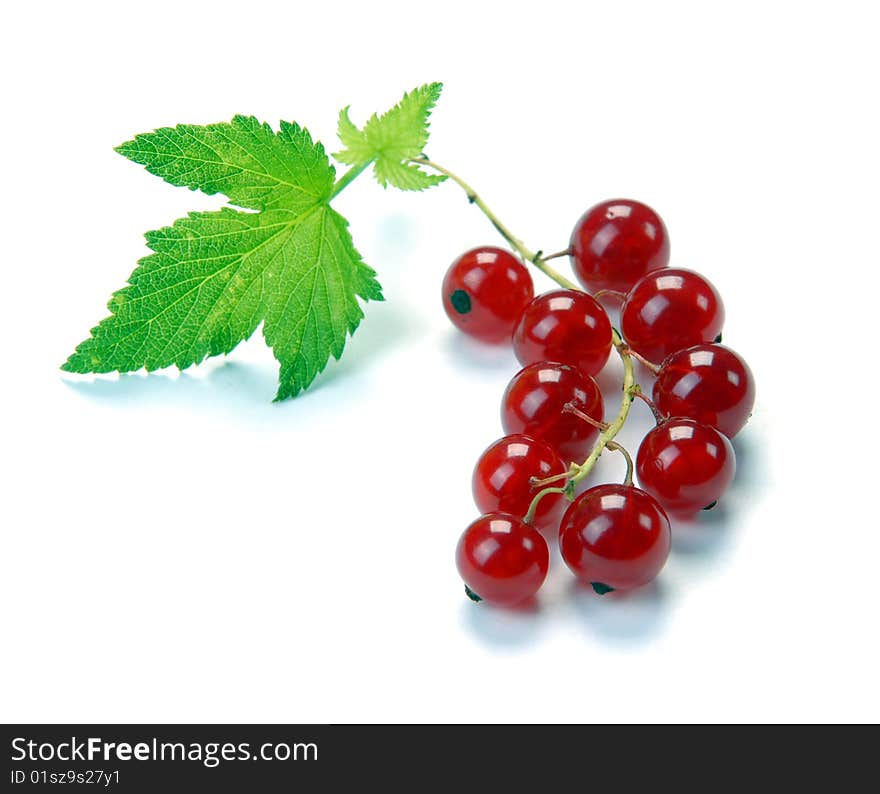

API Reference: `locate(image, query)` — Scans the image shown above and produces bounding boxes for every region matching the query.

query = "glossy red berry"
[653,344,755,438]
[569,199,670,293]
[636,419,735,517]
[472,434,567,533]
[441,246,534,343]
[512,290,613,377]
[455,513,550,605]
[620,268,725,364]
[559,484,671,591]
[501,361,604,462]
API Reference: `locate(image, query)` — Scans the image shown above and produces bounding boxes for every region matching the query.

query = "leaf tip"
[60,350,89,374]
[272,385,299,403]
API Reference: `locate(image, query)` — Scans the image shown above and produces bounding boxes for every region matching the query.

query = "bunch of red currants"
[444,199,755,606]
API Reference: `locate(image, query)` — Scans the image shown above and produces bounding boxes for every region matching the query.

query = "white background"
[2,1,878,723]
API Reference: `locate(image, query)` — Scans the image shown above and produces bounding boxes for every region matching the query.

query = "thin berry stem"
[523,486,566,525]
[606,440,634,487]
[542,248,572,262]
[593,289,627,302]
[523,333,639,518]
[623,347,661,374]
[529,462,581,489]
[569,331,638,487]
[565,401,635,485]
[633,387,666,423]
[562,401,610,431]
[411,156,580,291]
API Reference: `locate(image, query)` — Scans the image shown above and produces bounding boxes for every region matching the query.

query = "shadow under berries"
[459,596,544,648]
[568,578,670,645]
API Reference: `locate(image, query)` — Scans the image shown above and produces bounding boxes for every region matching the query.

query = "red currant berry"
[621,268,725,363]
[559,484,671,591]
[455,513,550,605]
[441,246,534,343]
[653,344,755,438]
[501,362,604,462]
[636,419,735,517]
[569,199,670,293]
[512,290,613,377]
[472,434,567,533]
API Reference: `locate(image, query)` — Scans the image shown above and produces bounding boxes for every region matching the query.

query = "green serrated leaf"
[334,82,446,191]
[116,116,333,212]
[334,107,373,166]
[65,121,382,399]
[263,207,381,400]
[373,158,447,191]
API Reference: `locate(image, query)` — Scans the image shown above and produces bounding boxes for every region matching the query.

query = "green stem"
[523,486,566,525]
[605,440,634,487]
[411,157,579,290]
[530,462,581,489]
[633,386,666,422]
[330,160,372,200]
[570,331,637,486]
[625,347,662,374]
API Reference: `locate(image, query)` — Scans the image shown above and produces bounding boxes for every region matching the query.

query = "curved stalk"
[411,156,579,290]
[523,486,566,525]
[569,331,638,486]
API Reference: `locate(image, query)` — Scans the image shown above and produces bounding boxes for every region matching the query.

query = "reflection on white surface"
[656,274,684,291]
[689,349,714,367]
[584,514,614,545]
[533,316,558,341]
[489,520,513,535]
[591,224,619,255]
[538,367,562,383]
[463,268,486,291]
[474,536,502,566]
[639,294,670,325]
[669,424,695,441]
[669,425,694,441]
[521,389,547,419]
[672,371,700,399]
[490,462,515,491]
[508,442,530,458]
[548,295,574,312]
[600,493,627,511]
[658,445,681,469]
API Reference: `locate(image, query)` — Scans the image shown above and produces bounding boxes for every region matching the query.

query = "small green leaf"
[334,83,446,191]
[373,158,446,191]
[335,107,374,166]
